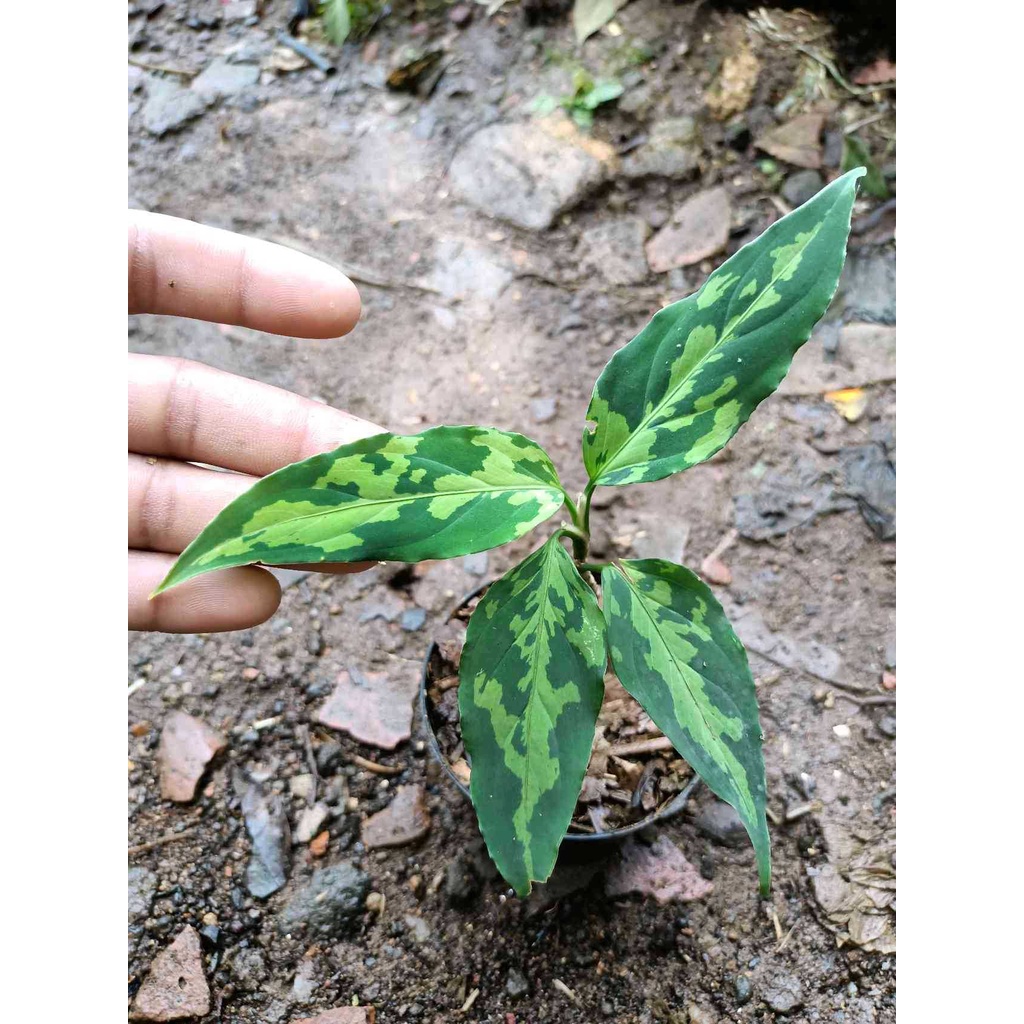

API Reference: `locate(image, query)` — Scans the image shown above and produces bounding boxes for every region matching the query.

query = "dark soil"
[129,2,896,1021]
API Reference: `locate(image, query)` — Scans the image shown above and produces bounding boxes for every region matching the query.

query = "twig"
[349,753,404,776]
[607,735,673,757]
[742,642,876,695]
[834,692,896,706]
[771,908,784,942]
[298,725,318,805]
[852,198,897,236]
[844,111,890,135]
[128,58,197,78]
[127,678,147,699]
[778,921,798,951]
[128,827,199,857]
[553,979,579,1004]
[459,988,479,1013]
[276,31,337,75]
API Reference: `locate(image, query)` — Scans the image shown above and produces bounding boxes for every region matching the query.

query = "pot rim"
[418,580,701,844]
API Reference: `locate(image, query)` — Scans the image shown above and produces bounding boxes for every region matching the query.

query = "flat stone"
[400,607,427,632]
[142,77,208,136]
[291,1009,375,1024]
[278,861,370,938]
[130,927,210,1021]
[128,866,158,924]
[579,216,650,285]
[781,169,823,207]
[241,781,291,898]
[192,58,259,99]
[838,444,896,540]
[428,238,513,302]
[755,112,826,169]
[463,552,489,576]
[842,252,896,324]
[361,784,431,848]
[317,666,418,750]
[605,836,713,904]
[780,321,896,394]
[621,117,700,180]
[157,711,227,802]
[449,120,609,230]
[646,187,731,273]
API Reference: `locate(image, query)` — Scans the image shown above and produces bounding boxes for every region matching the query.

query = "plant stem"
[578,562,609,574]
[558,525,589,562]
[581,481,597,536]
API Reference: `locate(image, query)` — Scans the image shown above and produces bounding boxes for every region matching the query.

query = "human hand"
[129,211,380,633]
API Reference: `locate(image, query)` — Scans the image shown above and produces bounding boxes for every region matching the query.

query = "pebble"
[621,117,700,180]
[241,781,291,898]
[578,217,650,286]
[157,711,227,802]
[362,785,431,848]
[646,187,732,273]
[781,169,824,208]
[289,773,315,801]
[130,926,210,1021]
[141,78,209,137]
[463,552,489,576]
[277,861,370,938]
[400,608,427,632]
[192,58,259,100]
[404,914,432,943]
[317,666,419,750]
[506,967,529,998]
[763,972,804,1013]
[734,974,753,1005]
[231,947,268,992]
[693,799,748,848]
[290,1010,375,1024]
[128,866,158,925]
[294,802,330,844]
[877,715,896,738]
[530,397,559,423]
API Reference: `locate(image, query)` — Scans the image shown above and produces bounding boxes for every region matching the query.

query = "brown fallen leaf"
[706,45,761,120]
[756,112,827,169]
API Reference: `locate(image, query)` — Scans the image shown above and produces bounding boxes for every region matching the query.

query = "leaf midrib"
[595,218,825,480]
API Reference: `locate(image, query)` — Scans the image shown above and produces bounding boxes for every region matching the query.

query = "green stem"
[578,562,609,574]
[558,525,589,563]
[581,481,597,537]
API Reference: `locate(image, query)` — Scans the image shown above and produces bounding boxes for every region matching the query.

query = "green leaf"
[155,426,567,594]
[459,536,607,896]
[842,134,889,199]
[572,0,628,44]
[583,168,864,486]
[579,79,625,110]
[602,559,770,893]
[320,0,351,45]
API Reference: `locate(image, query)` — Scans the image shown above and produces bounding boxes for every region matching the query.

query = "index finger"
[128,210,361,339]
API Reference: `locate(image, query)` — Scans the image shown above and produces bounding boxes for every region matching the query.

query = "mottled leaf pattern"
[583,168,864,486]
[602,559,770,893]
[156,427,567,594]
[459,536,606,896]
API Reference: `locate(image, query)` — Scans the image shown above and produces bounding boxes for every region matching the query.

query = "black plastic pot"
[419,582,701,845]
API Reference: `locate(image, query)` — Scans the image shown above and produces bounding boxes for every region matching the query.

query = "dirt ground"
[128,2,896,1021]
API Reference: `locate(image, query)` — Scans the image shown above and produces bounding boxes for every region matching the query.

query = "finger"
[129,455,376,579]
[128,353,381,475]
[129,551,281,633]
[128,210,361,338]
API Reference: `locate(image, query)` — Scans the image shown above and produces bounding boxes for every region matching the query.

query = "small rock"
[700,554,732,586]
[157,711,227,802]
[291,959,318,1003]
[400,607,427,632]
[222,0,257,21]
[449,121,609,230]
[734,974,753,1005]
[278,861,370,938]
[445,854,480,906]
[781,169,823,208]
[142,78,208,137]
[693,800,748,848]
[579,216,650,285]
[506,967,530,999]
[755,111,826,169]
[463,552,489,576]
[877,715,896,738]
[191,58,259,100]
[309,830,330,857]
[315,740,343,773]
[842,252,896,325]
[231,947,268,992]
[241,781,291,898]
[689,1006,716,1024]
[763,972,804,1014]
[448,3,473,27]
[128,866,158,924]
[605,836,713,903]
[530,397,559,423]
[291,1008,375,1024]
[294,802,330,844]
[130,927,210,1021]
[621,117,700,180]
[403,914,432,943]
[362,785,431,848]
[646,187,731,273]
[289,773,315,801]
[838,444,896,540]
[317,666,419,750]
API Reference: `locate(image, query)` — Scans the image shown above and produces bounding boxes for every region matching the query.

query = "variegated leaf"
[459,536,606,896]
[583,168,864,486]
[155,426,567,594]
[602,559,770,893]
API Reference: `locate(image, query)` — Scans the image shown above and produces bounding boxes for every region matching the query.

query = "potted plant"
[154,168,865,897]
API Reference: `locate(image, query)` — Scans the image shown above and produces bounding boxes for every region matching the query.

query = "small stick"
[852,198,897,235]
[349,753,404,776]
[553,979,579,1004]
[127,678,147,699]
[128,827,199,857]
[607,735,673,757]
[298,725,318,805]
[743,642,877,695]
[771,908,784,942]
[778,921,798,951]
[276,32,336,75]
[459,988,479,1013]
[834,692,896,706]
